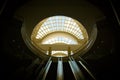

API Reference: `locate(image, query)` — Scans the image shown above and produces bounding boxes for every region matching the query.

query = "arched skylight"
[36,16,84,40]
[31,15,89,57]
[42,36,78,44]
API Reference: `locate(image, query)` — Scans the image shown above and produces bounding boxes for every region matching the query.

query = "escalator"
[45,62,57,80]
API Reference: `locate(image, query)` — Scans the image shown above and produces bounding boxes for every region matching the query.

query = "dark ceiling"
[1,0,120,80]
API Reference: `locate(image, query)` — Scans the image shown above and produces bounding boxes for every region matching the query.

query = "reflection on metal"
[79,57,88,65]
[68,60,79,80]
[36,57,52,80]
[69,56,85,80]
[42,61,52,80]
[57,57,64,80]
[79,57,96,80]
[71,57,85,80]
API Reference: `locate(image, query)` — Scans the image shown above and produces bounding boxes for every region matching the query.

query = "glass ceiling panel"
[36,16,84,40]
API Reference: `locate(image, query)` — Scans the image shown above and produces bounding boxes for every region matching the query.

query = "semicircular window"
[35,16,84,40]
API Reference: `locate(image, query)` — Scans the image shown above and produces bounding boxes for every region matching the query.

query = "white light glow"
[57,59,64,80]
[42,36,78,44]
[52,51,68,55]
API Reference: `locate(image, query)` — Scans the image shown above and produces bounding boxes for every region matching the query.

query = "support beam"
[57,57,64,80]
[68,47,71,56]
[48,47,52,56]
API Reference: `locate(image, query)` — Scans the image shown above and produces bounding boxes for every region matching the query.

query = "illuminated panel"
[51,51,68,57]
[36,16,84,40]
[42,36,78,44]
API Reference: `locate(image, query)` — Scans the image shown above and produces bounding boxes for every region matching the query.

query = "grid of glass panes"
[36,16,84,39]
[42,36,78,44]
